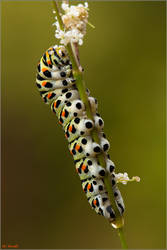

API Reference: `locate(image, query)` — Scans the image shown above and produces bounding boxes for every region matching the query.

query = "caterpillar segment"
[106,158,115,175]
[36,76,76,91]
[38,58,72,80]
[88,193,115,220]
[36,45,125,222]
[110,173,125,215]
[51,89,81,115]
[94,115,104,131]
[40,87,76,105]
[82,178,106,198]
[98,133,110,153]
[64,117,94,142]
[75,157,106,180]
[69,135,102,161]
[58,99,86,127]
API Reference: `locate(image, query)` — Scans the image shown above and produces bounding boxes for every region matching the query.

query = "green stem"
[52,0,64,30]
[118,228,128,249]
[52,0,128,247]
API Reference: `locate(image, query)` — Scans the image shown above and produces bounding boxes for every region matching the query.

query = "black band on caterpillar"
[36,45,125,221]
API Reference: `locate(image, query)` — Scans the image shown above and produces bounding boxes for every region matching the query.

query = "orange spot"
[42,81,47,86]
[69,125,73,132]
[42,68,47,72]
[54,102,57,107]
[47,93,52,99]
[81,165,86,171]
[47,60,51,65]
[70,150,73,155]
[62,111,66,117]
[75,144,80,151]
[87,183,91,190]
[65,134,68,139]
[93,200,97,206]
[46,51,50,59]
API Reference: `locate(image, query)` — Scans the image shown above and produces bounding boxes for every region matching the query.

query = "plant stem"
[118,228,128,249]
[52,0,128,248]
[52,0,64,30]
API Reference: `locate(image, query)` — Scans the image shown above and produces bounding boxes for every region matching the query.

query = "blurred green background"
[1,1,166,249]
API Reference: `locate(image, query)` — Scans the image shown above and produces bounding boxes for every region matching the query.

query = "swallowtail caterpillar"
[36,45,125,222]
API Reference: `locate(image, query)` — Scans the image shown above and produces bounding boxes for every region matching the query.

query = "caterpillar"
[36,45,125,222]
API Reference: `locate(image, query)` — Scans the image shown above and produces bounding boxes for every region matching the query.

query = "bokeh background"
[1,1,166,249]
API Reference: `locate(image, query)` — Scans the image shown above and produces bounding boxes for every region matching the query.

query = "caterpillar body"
[36,45,125,222]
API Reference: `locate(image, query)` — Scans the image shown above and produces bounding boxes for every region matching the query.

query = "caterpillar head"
[52,45,71,66]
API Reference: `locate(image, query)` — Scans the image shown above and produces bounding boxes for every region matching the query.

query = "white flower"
[78,2,88,8]
[115,172,140,185]
[61,3,69,12]
[55,29,65,40]
[53,21,60,30]
[84,2,88,8]
[54,27,82,46]
[115,172,129,185]
[70,6,80,17]
[53,2,89,46]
